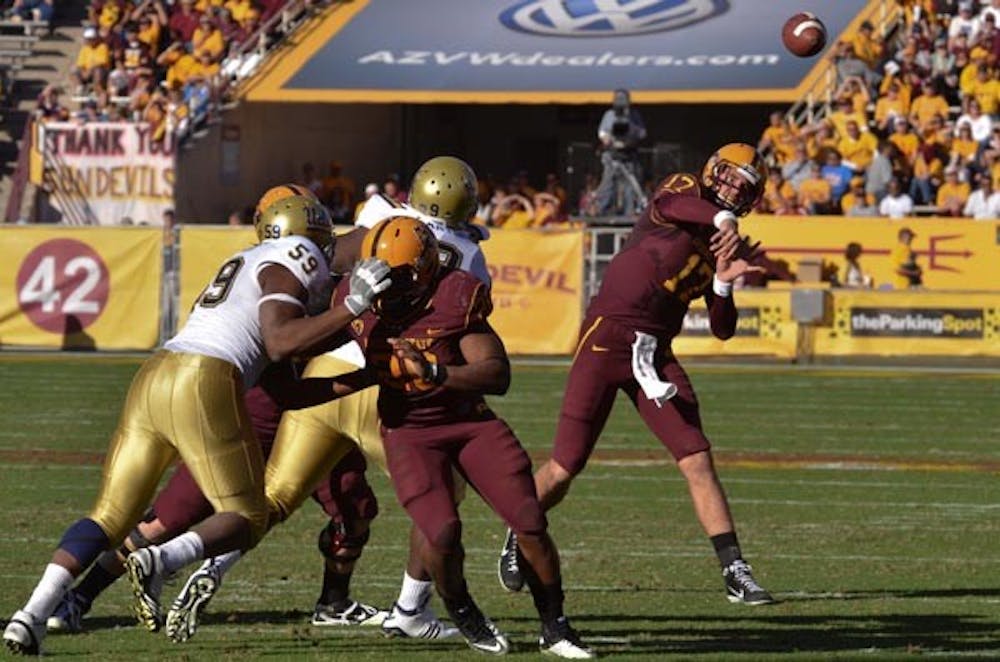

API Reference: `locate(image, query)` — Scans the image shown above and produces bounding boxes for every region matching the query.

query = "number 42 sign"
[16,239,110,333]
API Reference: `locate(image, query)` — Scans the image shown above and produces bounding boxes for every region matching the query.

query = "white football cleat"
[540,617,595,659]
[4,610,45,656]
[166,559,222,643]
[382,602,459,640]
[311,600,387,627]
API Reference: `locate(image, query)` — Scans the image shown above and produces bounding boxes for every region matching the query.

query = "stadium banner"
[0,226,162,350]
[743,215,1000,291]
[246,0,872,104]
[38,121,175,226]
[672,289,797,358]
[814,291,1000,357]
[177,226,256,329]
[481,228,583,354]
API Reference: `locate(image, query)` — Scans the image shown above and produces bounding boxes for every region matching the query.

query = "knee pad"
[58,518,110,568]
[427,517,462,553]
[317,520,370,563]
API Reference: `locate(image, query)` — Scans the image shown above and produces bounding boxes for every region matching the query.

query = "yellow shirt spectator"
[959,62,980,97]
[138,21,161,56]
[967,78,999,115]
[76,41,111,72]
[952,135,979,164]
[192,26,225,59]
[762,178,796,211]
[837,131,878,170]
[166,54,199,87]
[874,95,908,128]
[879,75,912,109]
[936,179,970,209]
[828,105,868,140]
[226,0,255,23]
[99,2,122,29]
[851,30,882,69]
[890,242,919,289]
[840,189,874,212]
[909,92,949,131]
[798,174,832,208]
[760,123,799,164]
[889,129,919,164]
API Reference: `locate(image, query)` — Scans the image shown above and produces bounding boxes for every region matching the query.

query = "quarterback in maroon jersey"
[499,143,776,606]
[326,217,592,659]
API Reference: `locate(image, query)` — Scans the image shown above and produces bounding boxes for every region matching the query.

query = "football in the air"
[782,12,827,57]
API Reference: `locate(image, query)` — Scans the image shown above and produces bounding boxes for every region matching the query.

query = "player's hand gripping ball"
[388,338,434,391]
[782,12,827,57]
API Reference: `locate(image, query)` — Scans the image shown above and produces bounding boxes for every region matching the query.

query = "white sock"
[396,571,432,612]
[24,563,74,621]
[157,532,205,575]
[208,550,242,575]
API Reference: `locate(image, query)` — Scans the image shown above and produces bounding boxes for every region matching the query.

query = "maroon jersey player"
[499,143,776,607]
[327,217,593,659]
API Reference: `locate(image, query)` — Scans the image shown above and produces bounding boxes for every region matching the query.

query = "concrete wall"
[175,101,781,222]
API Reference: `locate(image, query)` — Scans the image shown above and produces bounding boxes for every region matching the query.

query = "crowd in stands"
[758,0,1000,221]
[32,0,325,142]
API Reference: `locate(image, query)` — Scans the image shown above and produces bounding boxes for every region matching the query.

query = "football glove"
[345,258,391,315]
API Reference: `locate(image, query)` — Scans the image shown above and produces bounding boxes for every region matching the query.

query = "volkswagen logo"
[500,0,728,37]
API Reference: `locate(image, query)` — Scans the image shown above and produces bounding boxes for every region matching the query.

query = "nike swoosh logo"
[729,587,745,599]
[591,344,610,352]
[426,328,443,336]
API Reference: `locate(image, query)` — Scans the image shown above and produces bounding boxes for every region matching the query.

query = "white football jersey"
[165,236,331,387]
[355,194,491,287]
[328,194,493,368]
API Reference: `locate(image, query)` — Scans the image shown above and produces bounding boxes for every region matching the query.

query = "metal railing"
[222,0,335,98]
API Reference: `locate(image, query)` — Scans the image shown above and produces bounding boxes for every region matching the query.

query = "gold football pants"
[89,350,267,547]
[265,354,384,523]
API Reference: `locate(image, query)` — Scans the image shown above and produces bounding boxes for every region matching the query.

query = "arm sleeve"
[651,189,720,227]
[706,290,738,340]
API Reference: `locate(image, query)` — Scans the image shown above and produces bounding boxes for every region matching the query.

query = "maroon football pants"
[553,315,710,476]
[382,418,546,552]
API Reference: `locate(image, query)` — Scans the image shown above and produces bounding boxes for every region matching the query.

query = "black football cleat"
[498,528,524,593]
[723,559,775,605]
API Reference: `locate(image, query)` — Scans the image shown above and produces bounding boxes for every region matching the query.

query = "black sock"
[318,566,352,609]
[711,531,742,568]
[73,563,119,607]
[441,581,474,616]
[530,581,565,626]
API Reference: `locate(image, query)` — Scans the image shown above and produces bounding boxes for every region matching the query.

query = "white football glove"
[713,210,738,231]
[344,258,391,315]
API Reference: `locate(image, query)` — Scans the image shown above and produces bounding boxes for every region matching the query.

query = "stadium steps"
[0,4,87,220]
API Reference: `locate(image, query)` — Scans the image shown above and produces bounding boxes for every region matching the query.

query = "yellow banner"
[482,229,583,355]
[672,289,798,358]
[744,215,1000,291]
[814,290,1000,357]
[177,226,256,329]
[0,227,162,350]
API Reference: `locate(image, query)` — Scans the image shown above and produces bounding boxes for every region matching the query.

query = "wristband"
[712,275,733,298]
[425,361,448,386]
[713,210,737,230]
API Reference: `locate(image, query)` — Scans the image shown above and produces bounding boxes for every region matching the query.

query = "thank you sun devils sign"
[38,122,175,226]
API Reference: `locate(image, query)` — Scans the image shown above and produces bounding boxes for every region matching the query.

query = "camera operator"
[593,89,647,216]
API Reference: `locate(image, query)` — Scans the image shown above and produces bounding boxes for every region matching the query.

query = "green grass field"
[1,356,998,660]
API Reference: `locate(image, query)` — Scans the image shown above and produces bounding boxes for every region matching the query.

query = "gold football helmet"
[408,156,477,226]
[360,216,439,316]
[700,143,766,216]
[254,184,334,261]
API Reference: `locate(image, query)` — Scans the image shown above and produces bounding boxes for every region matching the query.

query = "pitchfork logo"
[499,0,728,37]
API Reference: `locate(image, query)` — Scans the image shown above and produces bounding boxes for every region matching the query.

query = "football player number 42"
[19,254,102,314]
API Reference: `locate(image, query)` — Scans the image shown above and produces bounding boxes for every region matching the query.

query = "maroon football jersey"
[587,173,736,340]
[335,268,494,428]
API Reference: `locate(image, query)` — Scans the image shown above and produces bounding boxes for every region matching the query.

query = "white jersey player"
[1,187,393,656]
[354,192,491,287]
[166,235,331,387]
